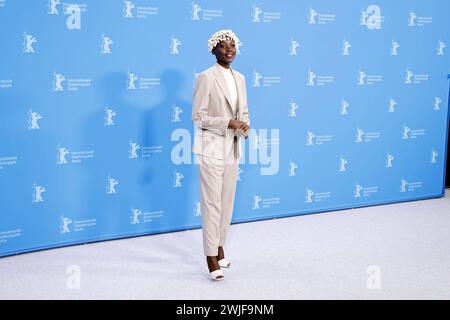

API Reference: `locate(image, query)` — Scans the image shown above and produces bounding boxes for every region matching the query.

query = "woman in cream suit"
[192,29,250,281]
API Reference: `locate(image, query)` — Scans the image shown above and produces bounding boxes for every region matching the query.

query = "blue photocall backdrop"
[0,0,449,257]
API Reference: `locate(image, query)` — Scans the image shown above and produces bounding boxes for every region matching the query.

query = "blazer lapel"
[232,69,242,118]
[213,63,235,116]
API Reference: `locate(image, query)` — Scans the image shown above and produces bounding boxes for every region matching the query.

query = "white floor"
[1,189,450,300]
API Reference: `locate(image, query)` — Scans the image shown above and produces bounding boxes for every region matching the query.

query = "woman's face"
[212,38,236,64]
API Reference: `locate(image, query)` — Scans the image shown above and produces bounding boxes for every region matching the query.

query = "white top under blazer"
[221,66,238,115]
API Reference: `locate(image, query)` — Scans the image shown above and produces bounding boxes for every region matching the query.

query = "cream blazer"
[192,62,250,160]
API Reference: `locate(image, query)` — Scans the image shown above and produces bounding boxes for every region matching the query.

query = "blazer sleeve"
[192,73,230,136]
[240,74,251,127]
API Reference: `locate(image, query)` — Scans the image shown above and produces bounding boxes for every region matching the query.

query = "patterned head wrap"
[208,29,240,52]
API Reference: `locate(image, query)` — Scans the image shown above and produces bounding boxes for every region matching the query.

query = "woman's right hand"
[228,119,249,132]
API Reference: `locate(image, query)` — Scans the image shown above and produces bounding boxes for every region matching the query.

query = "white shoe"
[210,269,224,281]
[218,258,231,268]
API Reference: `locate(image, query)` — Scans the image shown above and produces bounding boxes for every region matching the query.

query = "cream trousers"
[197,145,239,256]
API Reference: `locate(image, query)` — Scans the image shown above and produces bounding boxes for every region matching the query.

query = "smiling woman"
[191,29,251,281]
